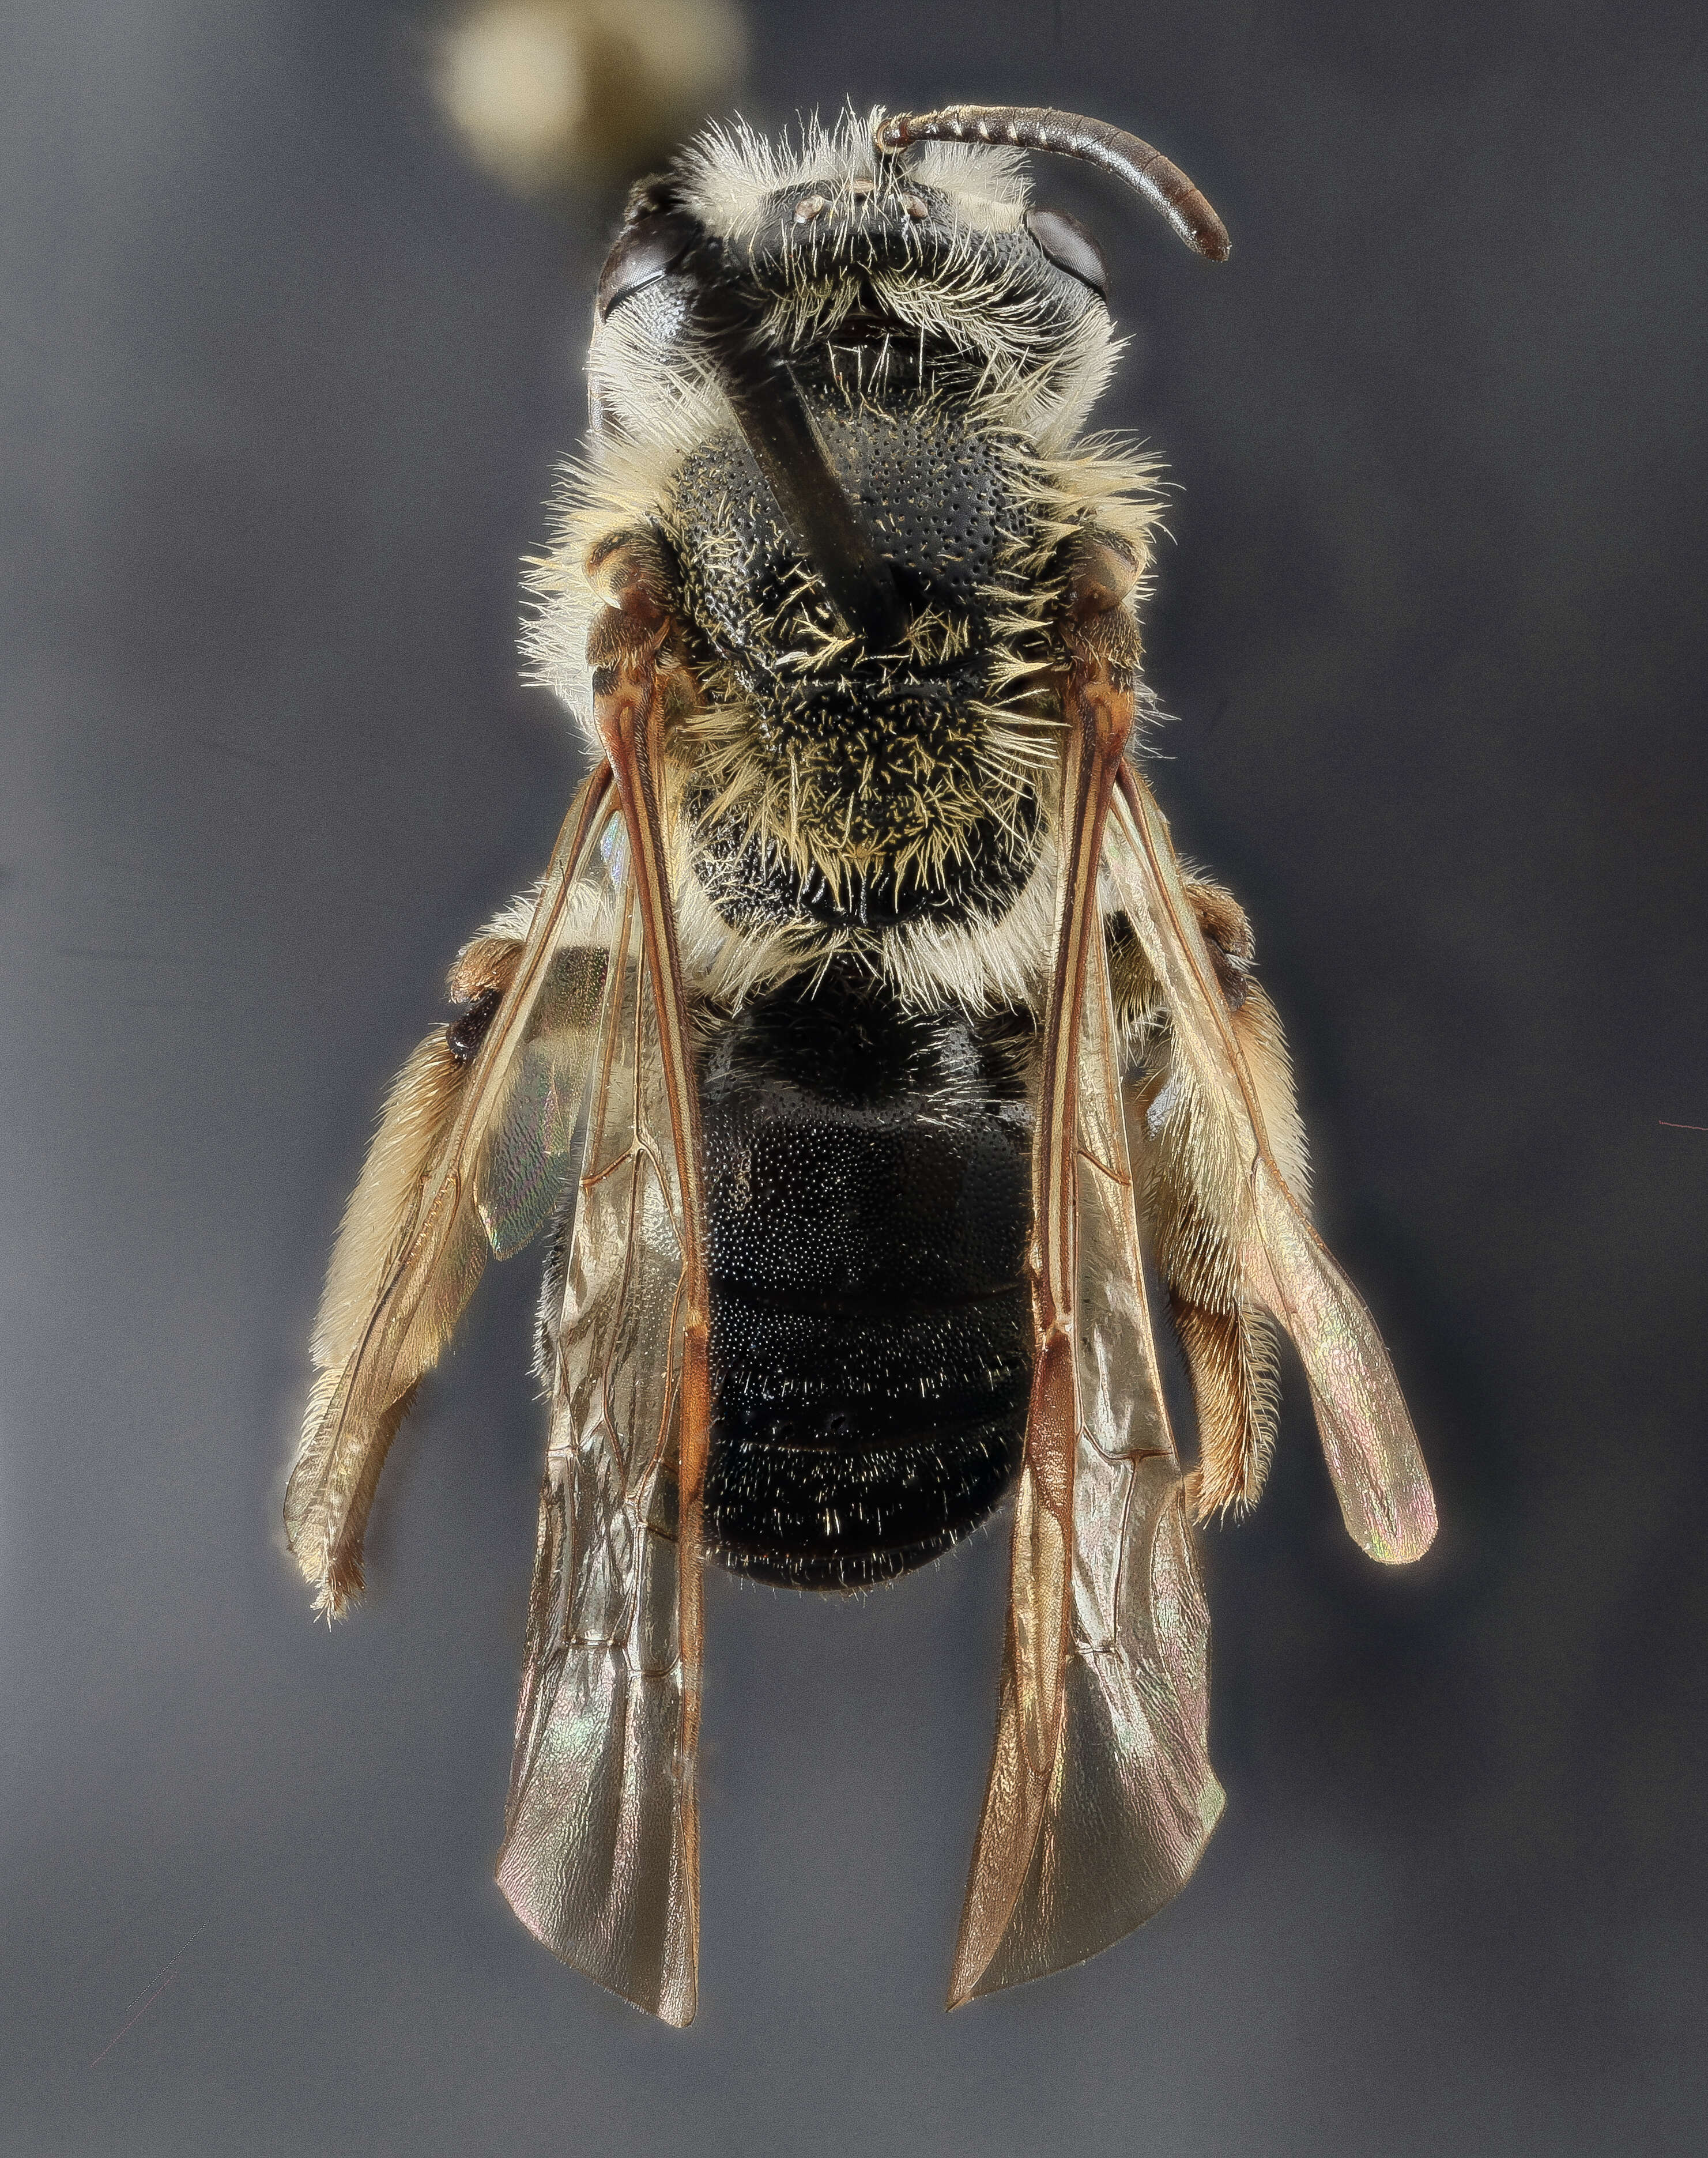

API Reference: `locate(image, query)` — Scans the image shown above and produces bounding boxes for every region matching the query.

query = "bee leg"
[291,877,576,1612]
[444,932,523,1064]
[1107,877,1247,1035]
[1132,877,1308,1519]
[1170,1291,1281,1516]
[1181,878,1254,1008]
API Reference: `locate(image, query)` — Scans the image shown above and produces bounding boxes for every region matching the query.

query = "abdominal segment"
[699,965,1036,1589]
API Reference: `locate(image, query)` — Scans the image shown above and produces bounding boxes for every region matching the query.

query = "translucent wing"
[285,767,621,1614]
[496,862,700,2026]
[1107,769,1436,1564]
[951,904,1223,2003]
[951,652,1223,2005]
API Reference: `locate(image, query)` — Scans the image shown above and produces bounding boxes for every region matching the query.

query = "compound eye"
[1025,207,1108,297]
[596,211,697,321]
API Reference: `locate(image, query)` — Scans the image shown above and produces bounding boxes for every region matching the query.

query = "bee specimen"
[286,103,1436,2026]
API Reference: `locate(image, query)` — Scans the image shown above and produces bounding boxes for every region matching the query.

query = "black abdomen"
[700,967,1035,1589]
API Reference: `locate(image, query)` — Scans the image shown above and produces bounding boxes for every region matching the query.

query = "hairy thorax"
[661,380,1065,937]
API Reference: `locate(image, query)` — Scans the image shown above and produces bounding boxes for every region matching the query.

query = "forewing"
[1108,771,1436,1563]
[496,872,699,2026]
[953,911,1223,2002]
[285,767,620,1614]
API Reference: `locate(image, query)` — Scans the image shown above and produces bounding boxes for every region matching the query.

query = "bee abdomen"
[705,1283,1031,1589]
[705,1408,1026,1590]
[699,966,1035,1590]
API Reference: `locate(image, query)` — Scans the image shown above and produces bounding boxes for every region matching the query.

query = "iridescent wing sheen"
[285,766,620,1615]
[1107,768,1437,1565]
[950,652,1224,2006]
[494,589,711,2026]
[496,869,700,2026]
[949,902,1222,2004]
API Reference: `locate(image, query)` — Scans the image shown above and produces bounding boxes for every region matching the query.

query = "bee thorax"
[662,396,1055,930]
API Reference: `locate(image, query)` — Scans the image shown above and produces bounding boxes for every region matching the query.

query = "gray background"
[3,1,1705,2152]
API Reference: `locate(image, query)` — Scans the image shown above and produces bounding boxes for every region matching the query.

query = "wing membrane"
[285,766,620,1614]
[496,855,700,2025]
[1108,769,1436,1564]
[952,909,1221,2002]
[952,656,1223,2005]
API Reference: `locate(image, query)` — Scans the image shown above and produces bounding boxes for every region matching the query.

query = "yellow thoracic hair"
[521,109,1166,1010]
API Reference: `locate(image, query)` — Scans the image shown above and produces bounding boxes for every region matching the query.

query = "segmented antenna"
[873,105,1230,263]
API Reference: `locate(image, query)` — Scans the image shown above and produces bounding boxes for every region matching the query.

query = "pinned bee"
[286,103,1437,2025]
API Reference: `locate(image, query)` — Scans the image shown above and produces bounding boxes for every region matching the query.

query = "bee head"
[587,105,1226,452]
